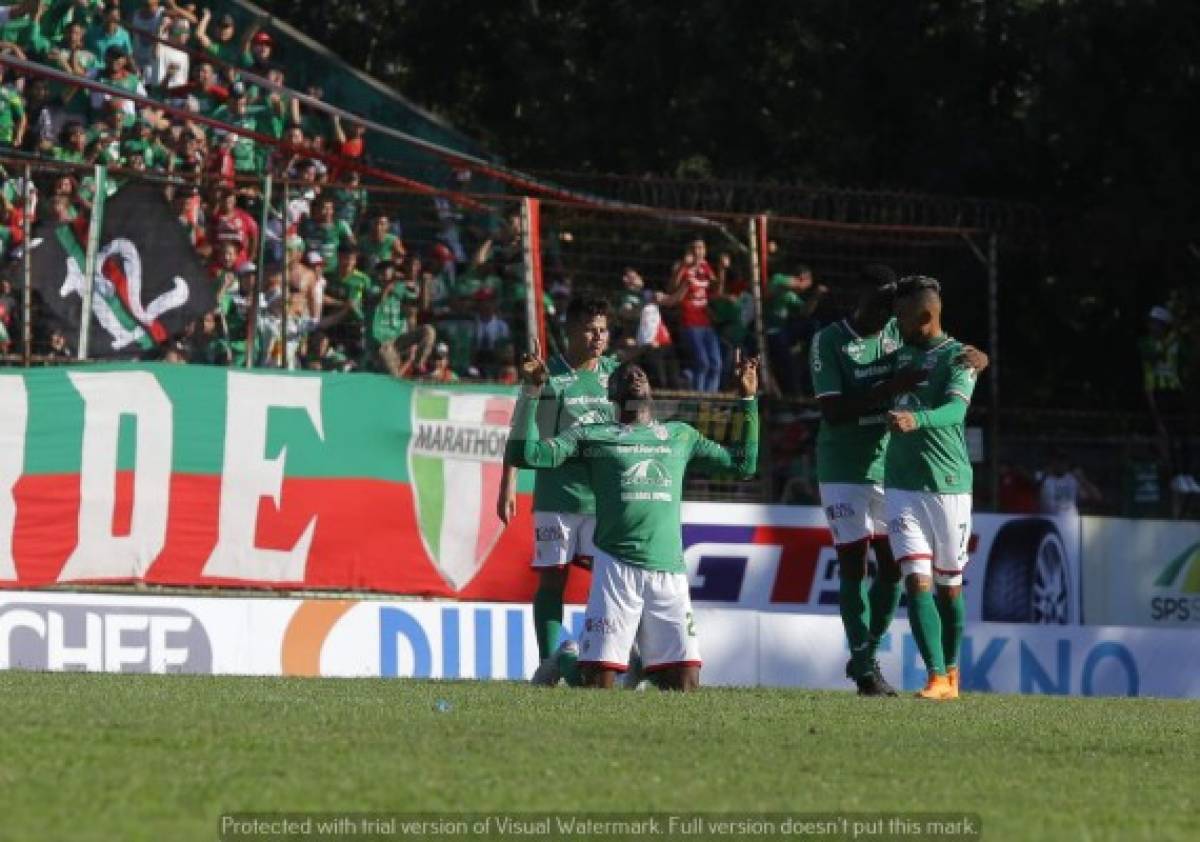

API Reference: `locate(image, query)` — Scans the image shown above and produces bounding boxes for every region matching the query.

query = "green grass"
[0,674,1197,842]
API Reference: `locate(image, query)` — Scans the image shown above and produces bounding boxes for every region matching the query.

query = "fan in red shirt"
[208,187,259,265]
[660,238,724,392]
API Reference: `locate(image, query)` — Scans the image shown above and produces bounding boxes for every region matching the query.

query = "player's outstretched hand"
[957,345,990,372]
[888,410,918,433]
[733,349,760,398]
[519,337,549,391]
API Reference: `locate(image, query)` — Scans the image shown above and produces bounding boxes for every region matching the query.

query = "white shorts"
[885,489,972,585]
[532,512,596,569]
[577,550,701,673]
[819,482,888,547]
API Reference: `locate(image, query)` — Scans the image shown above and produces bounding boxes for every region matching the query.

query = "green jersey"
[511,395,759,571]
[811,318,903,485]
[505,355,620,516]
[0,85,24,145]
[884,335,977,494]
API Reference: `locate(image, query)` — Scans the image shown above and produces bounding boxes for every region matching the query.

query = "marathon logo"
[0,603,213,673]
[411,421,509,462]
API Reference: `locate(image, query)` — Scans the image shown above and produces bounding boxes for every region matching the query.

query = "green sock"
[556,646,582,687]
[838,576,870,674]
[865,575,902,658]
[936,590,966,669]
[907,590,946,676]
[532,586,564,660]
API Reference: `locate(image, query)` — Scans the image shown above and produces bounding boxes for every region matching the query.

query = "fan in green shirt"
[510,345,760,691]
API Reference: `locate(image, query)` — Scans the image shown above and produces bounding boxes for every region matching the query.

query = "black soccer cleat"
[855,660,899,697]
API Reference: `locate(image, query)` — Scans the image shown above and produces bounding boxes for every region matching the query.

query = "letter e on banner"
[0,376,27,580]
[203,372,324,582]
[60,372,173,581]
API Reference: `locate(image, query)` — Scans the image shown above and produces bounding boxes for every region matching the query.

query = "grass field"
[0,673,1197,842]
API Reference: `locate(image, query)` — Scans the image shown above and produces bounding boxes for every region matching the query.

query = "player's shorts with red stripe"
[885,489,972,585]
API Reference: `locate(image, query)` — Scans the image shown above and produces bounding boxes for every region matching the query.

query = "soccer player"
[812,266,988,696]
[509,352,760,691]
[497,297,619,685]
[884,276,977,701]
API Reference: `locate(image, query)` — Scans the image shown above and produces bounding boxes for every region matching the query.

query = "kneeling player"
[884,277,977,700]
[509,351,760,690]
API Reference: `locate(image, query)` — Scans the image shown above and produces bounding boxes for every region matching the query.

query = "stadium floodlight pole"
[748,214,773,395]
[21,163,32,367]
[520,197,547,357]
[247,175,273,369]
[77,165,107,361]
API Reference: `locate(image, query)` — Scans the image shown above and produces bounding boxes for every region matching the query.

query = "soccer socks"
[907,589,947,676]
[532,585,564,660]
[865,575,902,658]
[936,590,966,670]
[838,576,871,674]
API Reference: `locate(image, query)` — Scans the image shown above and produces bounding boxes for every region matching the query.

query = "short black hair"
[565,296,610,326]
[859,263,897,290]
[895,274,941,299]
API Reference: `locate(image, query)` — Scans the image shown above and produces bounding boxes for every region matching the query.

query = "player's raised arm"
[509,340,583,469]
[689,351,760,478]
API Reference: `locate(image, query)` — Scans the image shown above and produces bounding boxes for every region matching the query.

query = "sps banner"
[1081,516,1200,627]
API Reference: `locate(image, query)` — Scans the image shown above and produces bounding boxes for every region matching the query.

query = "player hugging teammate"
[507,326,761,691]
[811,267,987,699]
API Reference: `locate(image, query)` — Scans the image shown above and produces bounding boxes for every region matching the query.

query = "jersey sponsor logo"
[824,502,855,521]
[620,459,673,502]
[853,364,891,380]
[535,525,565,542]
[584,616,619,635]
[409,389,515,591]
[621,459,672,487]
[572,410,608,427]
[563,395,610,407]
[611,443,672,455]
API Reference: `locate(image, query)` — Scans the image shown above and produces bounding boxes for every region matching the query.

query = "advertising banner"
[1,591,1197,698]
[0,365,577,601]
[0,365,1084,623]
[1081,517,1200,627]
[683,503,1083,624]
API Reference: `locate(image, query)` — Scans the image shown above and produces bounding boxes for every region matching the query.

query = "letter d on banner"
[60,372,173,581]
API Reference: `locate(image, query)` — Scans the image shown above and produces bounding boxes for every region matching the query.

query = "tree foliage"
[258,0,1200,408]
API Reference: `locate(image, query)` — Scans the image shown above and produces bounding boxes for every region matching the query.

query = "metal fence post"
[77,164,107,360]
[748,214,772,392]
[247,175,273,368]
[520,197,547,356]
[21,163,32,367]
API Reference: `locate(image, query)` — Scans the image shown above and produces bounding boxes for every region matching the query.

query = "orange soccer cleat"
[915,672,956,701]
[946,666,961,699]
